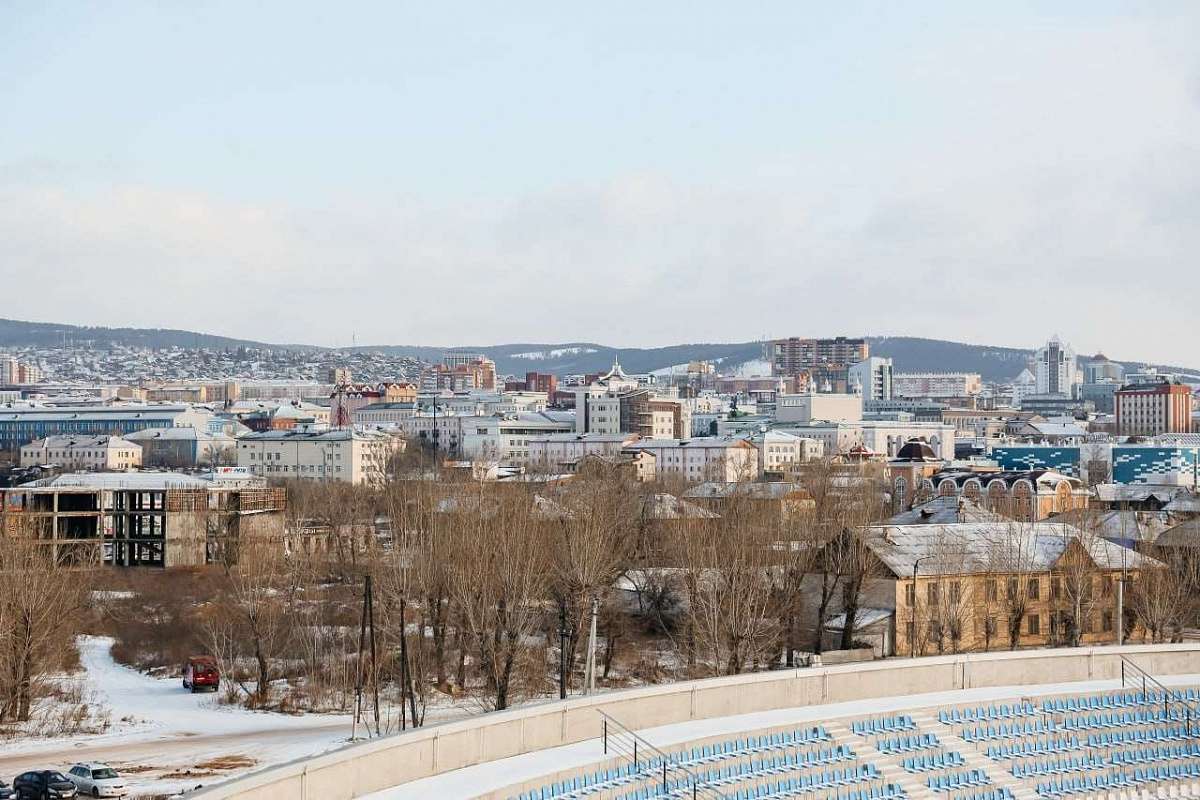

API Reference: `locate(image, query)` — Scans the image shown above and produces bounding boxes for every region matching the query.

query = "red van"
[182,656,220,693]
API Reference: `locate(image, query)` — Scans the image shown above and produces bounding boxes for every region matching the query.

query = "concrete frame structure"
[0,474,285,568]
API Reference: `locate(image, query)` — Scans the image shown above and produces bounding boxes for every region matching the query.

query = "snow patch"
[511,347,599,360]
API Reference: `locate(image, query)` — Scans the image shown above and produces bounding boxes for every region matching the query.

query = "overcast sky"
[1,2,1197,364]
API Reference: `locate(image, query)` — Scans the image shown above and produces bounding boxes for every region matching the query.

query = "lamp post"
[910,555,934,659]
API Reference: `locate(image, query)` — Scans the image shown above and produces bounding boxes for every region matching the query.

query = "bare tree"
[0,534,88,722]
[443,487,550,710]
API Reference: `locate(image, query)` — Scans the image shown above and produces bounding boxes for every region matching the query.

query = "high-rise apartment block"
[849,357,893,402]
[0,355,42,385]
[1035,336,1077,396]
[770,336,868,393]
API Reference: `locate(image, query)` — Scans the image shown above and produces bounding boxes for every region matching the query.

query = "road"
[0,637,354,797]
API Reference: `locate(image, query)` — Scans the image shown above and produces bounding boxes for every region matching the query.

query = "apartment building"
[770,336,868,393]
[741,429,825,475]
[849,357,893,402]
[19,435,142,471]
[1115,378,1193,436]
[354,401,419,428]
[0,356,43,385]
[626,437,759,482]
[237,428,402,484]
[892,372,983,399]
[458,412,575,465]
[835,523,1161,657]
[527,432,641,472]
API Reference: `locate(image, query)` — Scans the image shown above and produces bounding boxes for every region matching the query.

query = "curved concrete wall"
[187,644,1200,800]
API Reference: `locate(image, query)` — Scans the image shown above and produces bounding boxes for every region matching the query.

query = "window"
[949,581,961,604]
[1007,578,1018,600]
[927,582,940,606]
[1102,611,1113,632]
[1082,614,1094,635]
[1028,579,1040,600]
[1027,614,1041,635]
[1101,576,1113,598]
[905,583,915,605]
[1051,577,1060,600]
[929,620,942,641]
[986,580,998,601]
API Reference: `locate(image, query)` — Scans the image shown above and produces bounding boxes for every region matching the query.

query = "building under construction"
[0,472,286,568]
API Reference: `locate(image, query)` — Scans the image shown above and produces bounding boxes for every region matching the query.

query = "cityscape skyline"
[2,3,1198,363]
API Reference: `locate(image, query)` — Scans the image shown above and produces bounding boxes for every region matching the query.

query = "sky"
[1,2,1198,364]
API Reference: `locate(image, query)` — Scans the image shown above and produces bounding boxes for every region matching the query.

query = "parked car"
[12,771,77,799]
[182,655,220,693]
[0,778,14,799]
[66,764,126,798]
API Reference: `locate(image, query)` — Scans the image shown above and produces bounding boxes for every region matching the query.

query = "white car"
[66,764,127,798]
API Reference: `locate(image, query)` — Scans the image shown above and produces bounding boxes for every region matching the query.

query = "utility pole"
[367,575,380,736]
[558,601,568,700]
[352,576,371,740]
[583,597,599,695]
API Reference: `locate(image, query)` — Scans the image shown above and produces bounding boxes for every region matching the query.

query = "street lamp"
[910,555,934,659]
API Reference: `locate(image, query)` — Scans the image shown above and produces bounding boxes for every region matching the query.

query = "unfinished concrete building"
[0,473,286,568]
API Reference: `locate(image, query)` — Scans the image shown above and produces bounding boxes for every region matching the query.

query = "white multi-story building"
[237,428,402,484]
[741,429,824,474]
[777,420,954,461]
[892,372,982,399]
[354,401,419,428]
[527,433,640,472]
[626,438,760,482]
[20,435,142,471]
[1035,336,1077,396]
[458,413,576,465]
[849,357,893,402]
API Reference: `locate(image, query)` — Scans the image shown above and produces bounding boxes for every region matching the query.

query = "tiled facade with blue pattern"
[991,444,1200,486]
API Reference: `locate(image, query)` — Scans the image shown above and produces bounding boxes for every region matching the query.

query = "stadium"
[188,644,1200,800]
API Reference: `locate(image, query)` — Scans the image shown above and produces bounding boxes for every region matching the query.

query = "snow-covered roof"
[683,482,811,501]
[858,522,1161,577]
[885,497,1005,527]
[639,493,720,520]
[25,472,211,490]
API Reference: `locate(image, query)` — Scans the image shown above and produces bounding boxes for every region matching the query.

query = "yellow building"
[820,521,1162,658]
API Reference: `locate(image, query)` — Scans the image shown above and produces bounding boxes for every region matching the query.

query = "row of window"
[907,575,1116,606]
[909,609,1115,641]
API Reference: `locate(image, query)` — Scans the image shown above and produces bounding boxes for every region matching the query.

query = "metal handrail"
[597,709,725,799]
[1118,654,1199,733]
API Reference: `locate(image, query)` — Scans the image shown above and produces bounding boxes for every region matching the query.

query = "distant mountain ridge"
[0,318,1193,382]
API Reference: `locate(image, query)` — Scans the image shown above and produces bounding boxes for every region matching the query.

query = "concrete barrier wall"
[187,644,1200,800]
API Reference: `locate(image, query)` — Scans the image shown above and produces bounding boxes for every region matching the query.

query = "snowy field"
[0,636,354,798]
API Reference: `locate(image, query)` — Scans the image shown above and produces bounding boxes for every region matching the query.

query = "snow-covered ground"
[0,637,354,797]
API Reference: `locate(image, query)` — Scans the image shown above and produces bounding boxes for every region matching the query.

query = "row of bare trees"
[178,456,1200,723]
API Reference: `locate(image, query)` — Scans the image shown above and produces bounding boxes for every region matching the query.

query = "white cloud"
[0,8,1197,366]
